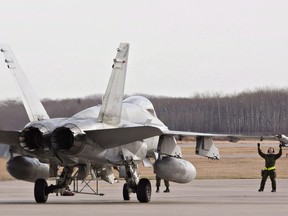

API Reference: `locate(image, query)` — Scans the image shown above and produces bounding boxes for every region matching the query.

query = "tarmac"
[1,179,288,216]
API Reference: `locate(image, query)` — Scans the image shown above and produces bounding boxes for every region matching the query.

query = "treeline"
[0,89,288,135]
[150,88,288,135]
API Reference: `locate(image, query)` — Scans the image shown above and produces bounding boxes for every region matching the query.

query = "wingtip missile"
[276,134,288,145]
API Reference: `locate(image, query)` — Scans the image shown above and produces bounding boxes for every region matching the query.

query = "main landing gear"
[122,178,152,203]
[34,178,76,203]
[34,166,74,203]
[33,164,152,203]
[34,178,48,203]
[122,163,152,203]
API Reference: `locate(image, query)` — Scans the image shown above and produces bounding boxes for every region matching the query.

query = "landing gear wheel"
[34,178,48,203]
[123,183,130,201]
[137,178,151,203]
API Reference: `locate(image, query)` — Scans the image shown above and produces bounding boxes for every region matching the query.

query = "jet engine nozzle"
[19,125,49,152]
[51,125,85,153]
[154,157,196,183]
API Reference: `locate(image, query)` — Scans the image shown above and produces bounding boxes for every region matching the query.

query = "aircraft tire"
[123,183,130,201]
[136,178,151,203]
[34,178,48,203]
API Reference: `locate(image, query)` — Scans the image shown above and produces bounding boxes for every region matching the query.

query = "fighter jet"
[0,43,285,203]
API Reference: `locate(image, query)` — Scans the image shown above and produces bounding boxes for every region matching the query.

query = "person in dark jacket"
[257,143,282,192]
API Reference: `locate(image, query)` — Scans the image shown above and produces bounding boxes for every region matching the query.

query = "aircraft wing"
[0,130,20,146]
[164,130,278,142]
[85,126,163,149]
[163,130,279,160]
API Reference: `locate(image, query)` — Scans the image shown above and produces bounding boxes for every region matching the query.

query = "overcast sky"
[0,0,287,100]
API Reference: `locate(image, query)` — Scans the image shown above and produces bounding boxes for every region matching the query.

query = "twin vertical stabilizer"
[0,44,49,122]
[97,43,129,125]
[0,42,130,125]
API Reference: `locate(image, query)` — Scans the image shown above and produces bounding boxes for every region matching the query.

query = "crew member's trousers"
[156,175,169,188]
[259,170,276,191]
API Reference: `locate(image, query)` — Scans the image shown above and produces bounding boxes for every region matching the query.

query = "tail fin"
[97,43,129,125]
[0,44,49,121]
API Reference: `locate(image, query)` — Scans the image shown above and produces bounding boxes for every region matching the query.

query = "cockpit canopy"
[123,96,157,117]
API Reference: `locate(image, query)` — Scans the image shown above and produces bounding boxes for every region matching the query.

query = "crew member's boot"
[164,187,170,193]
[156,186,159,193]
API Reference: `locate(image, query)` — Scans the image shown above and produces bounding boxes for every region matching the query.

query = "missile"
[276,134,288,144]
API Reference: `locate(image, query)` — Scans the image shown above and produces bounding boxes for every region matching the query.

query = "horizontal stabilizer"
[0,130,20,146]
[85,126,162,149]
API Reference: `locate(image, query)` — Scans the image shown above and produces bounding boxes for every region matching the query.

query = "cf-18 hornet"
[0,43,285,203]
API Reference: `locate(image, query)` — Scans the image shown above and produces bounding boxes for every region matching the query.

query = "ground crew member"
[156,175,170,193]
[257,143,282,192]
